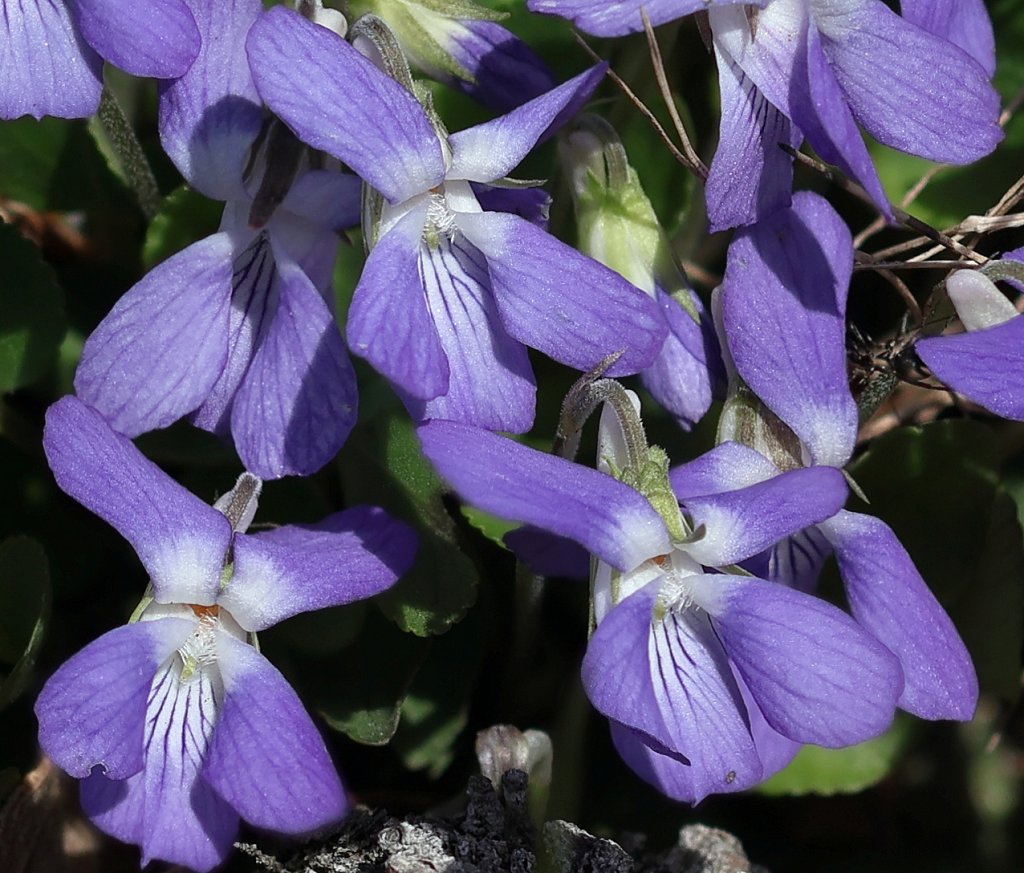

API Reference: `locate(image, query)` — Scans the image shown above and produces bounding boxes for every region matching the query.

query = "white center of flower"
[424,189,458,244]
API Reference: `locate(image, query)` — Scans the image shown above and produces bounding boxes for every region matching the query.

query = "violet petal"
[457,210,667,376]
[347,204,450,401]
[707,574,904,747]
[418,420,671,572]
[35,618,192,780]
[204,634,347,833]
[230,239,357,478]
[821,510,978,720]
[222,506,416,632]
[43,397,233,604]
[75,232,235,438]
[247,5,445,203]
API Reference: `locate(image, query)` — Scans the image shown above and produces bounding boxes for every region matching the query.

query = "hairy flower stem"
[96,86,161,221]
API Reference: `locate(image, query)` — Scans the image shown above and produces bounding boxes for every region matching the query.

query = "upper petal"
[203,633,347,833]
[35,618,193,780]
[418,420,671,572]
[447,64,606,183]
[74,232,235,438]
[247,5,445,203]
[528,0,764,37]
[820,510,978,720]
[671,440,781,498]
[221,506,416,632]
[74,0,200,78]
[704,574,904,747]
[457,211,667,376]
[816,0,1002,164]
[43,397,233,605]
[721,191,858,467]
[0,0,101,119]
[158,0,264,200]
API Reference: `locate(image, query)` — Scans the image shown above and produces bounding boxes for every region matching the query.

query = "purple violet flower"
[417,411,904,802]
[915,250,1024,421]
[35,396,417,871]
[246,6,667,433]
[699,190,978,721]
[529,0,1002,231]
[74,0,361,479]
[0,0,200,119]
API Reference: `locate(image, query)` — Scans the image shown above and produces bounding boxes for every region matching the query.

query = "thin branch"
[573,32,696,173]
[852,259,969,271]
[640,8,708,179]
[782,145,988,264]
[853,251,923,324]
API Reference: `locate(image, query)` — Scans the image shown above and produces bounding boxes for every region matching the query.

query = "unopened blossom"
[75,0,361,479]
[704,190,977,721]
[560,114,721,431]
[530,0,1002,230]
[418,405,904,802]
[0,0,200,119]
[35,396,416,871]
[246,6,666,433]
[915,251,1024,421]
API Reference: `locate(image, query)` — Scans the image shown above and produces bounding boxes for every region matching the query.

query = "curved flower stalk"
[346,0,555,111]
[74,0,361,479]
[915,251,1024,421]
[35,396,417,871]
[560,114,722,431]
[529,0,1002,231]
[246,6,667,433]
[0,0,200,119]
[418,404,905,803]
[702,190,978,721]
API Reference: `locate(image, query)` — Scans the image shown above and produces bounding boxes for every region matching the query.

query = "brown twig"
[640,9,708,179]
[574,33,696,172]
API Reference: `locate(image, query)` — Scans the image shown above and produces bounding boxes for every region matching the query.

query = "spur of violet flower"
[915,251,1024,422]
[704,190,978,721]
[417,397,905,803]
[74,0,361,479]
[35,396,417,871]
[529,0,1001,230]
[246,6,666,433]
[0,0,200,119]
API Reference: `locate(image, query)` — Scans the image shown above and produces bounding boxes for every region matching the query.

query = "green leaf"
[0,223,67,392]
[0,117,132,214]
[142,185,223,269]
[339,409,478,635]
[315,609,429,745]
[460,505,517,549]
[0,537,51,711]
[392,600,485,777]
[759,717,913,796]
[849,421,1024,702]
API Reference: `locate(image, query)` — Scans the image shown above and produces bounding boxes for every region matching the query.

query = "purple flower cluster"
[18,0,1008,867]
